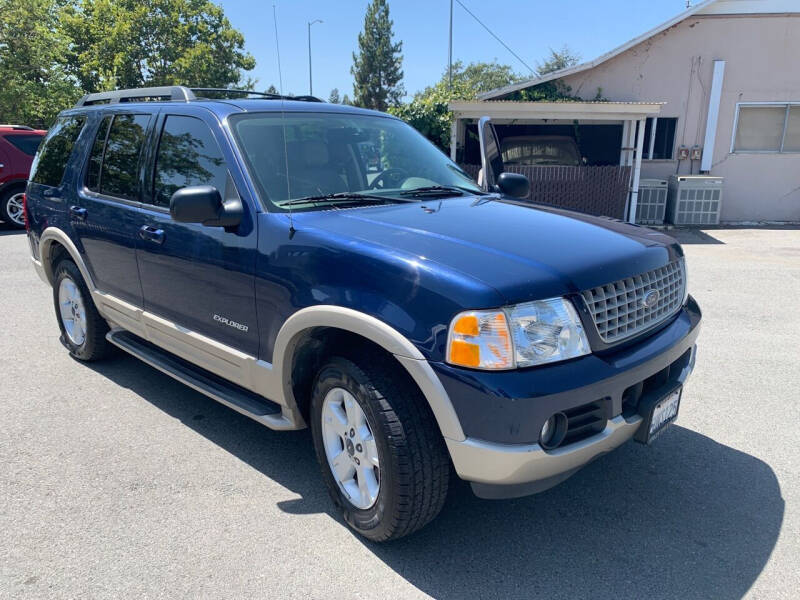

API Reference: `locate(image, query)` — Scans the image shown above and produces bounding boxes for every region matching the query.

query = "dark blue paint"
[26,98,701,445]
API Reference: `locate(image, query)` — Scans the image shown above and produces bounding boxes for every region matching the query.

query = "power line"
[453,0,535,75]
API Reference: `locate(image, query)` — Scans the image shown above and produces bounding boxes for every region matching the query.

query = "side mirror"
[496,172,530,199]
[169,185,242,228]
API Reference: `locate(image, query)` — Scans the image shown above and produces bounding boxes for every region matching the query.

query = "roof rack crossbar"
[190,88,324,102]
[74,86,325,108]
[75,86,196,107]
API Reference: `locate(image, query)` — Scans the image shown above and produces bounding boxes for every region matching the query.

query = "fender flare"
[38,227,95,289]
[272,305,465,442]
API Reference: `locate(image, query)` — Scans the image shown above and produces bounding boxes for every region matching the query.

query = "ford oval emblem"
[641,289,660,308]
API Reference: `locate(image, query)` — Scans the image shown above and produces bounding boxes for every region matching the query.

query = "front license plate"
[639,387,682,444]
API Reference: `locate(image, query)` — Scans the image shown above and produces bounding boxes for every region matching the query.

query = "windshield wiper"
[398,185,466,198]
[280,192,409,208]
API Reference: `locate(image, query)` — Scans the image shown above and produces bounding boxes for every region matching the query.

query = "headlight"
[447,297,590,370]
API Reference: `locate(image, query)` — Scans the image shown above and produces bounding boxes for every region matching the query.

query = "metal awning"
[448,100,663,121]
[447,101,665,224]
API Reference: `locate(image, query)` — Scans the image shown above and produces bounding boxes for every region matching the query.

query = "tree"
[328,88,340,104]
[0,0,81,128]
[389,61,523,150]
[341,94,352,106]
[265,85,279,94]
[536,45,581,76]
[351,0,404,111]
[60,0,255,93]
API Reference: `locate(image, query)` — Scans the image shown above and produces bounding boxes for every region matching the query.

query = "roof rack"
[190,88,324,102]
[75,86,323,107]
[0,124,35,130]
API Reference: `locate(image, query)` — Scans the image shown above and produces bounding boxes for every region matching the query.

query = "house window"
[733,103,800,153]
[643,117,677,160]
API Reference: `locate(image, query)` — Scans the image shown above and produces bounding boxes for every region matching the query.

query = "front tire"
[53,260,111,361]
[0,188,26,229]
[310,351,450,541]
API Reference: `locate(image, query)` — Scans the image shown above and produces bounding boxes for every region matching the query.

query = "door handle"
[69,205,87,221]
[138,225,165,244]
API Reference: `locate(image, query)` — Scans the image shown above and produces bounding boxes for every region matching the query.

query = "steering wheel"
[368,168,409,190]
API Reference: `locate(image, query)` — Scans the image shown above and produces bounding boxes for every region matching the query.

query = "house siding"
[557,14,800,222]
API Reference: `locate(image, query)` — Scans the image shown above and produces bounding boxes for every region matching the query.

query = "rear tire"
[0,187,26,229]
[310,350,450,541]
[53,259,111,361]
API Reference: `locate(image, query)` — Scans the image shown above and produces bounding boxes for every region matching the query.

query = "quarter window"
[29,116,86,187]
[733,104,800,152]
[153,115,228,208]
[99,114,150,200]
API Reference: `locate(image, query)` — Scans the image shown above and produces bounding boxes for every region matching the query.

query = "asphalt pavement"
[1,223,798,599]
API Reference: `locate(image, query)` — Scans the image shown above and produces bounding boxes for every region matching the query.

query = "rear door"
[136,108,259,356]
[72,111,152,306]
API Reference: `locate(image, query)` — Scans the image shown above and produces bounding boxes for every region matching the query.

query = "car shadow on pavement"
[0,222,25,235]
[85,354,784,600]
[669,228,726,245]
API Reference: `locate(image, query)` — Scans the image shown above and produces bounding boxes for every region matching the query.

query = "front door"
[136,110,259,357]
[73,111,151,306]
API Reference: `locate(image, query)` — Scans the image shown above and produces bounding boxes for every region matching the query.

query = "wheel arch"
[38,227,95,290]
[273,306,465,442]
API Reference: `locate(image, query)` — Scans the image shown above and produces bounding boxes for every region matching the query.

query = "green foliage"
[388,60,524,151]
[351,0,404,111]
[328,88,340,104]
[536,45,581,76]
[61,0,255,93]
[0,0,81,128]
[511,81,582,102]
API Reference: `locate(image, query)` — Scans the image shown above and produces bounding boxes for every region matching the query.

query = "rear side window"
[3,134,43,156]
[152,115,228,208]
[99,114,149,200]
[29,116,86,187]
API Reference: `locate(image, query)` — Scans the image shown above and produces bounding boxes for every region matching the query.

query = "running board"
[107,329,294,429]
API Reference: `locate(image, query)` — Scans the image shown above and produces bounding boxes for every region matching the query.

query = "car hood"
[293,196,682,305]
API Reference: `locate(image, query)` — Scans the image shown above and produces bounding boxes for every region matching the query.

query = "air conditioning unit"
[635,179,668,225]
[667,175,723,225]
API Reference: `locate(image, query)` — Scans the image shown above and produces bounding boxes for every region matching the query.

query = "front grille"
[562,400,607,446]
[581,259,685,344]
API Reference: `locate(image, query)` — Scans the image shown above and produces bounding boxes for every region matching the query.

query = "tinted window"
[3,134,43,156]
[29,116,86,187]
[153,115,228,207]
[100,114,149,200]
[86,116,112,192]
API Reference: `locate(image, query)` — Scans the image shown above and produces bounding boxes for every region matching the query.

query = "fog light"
[539,412,567,450]
[540,417,555,445]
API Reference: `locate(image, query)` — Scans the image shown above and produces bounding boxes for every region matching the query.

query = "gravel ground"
[1,224,798,599]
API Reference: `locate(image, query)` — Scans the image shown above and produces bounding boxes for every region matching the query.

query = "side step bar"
[107,329,293,428]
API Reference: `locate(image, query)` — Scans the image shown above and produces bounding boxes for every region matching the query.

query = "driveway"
[1,224,797,599]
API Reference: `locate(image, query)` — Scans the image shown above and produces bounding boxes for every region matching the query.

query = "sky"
[219,0,697,100]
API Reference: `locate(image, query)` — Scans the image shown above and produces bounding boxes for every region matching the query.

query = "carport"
[448,100,663,222]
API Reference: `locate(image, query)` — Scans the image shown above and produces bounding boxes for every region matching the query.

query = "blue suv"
[25,86,701,541]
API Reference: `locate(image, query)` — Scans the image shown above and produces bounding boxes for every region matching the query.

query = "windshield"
[229,112,481,211]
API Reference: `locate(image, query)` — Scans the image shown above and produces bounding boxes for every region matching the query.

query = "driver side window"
[152,115,229,208]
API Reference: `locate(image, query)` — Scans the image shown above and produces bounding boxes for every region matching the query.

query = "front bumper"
[437,296,701,498]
